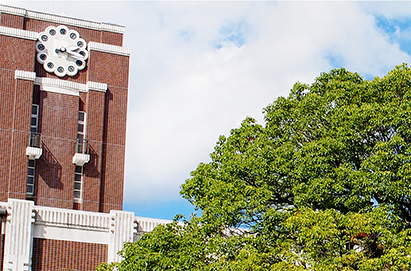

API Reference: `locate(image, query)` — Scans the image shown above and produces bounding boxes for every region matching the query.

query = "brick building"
[0,5,170,271]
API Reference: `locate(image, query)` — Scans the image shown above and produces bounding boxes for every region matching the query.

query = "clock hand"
[55,47,81,55]
[66,50,85,60]
[66,46,80,52]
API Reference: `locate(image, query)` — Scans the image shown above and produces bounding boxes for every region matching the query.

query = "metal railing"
[29,132,42,148]
[75,138,89,154]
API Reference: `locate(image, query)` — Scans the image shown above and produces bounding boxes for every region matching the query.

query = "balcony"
[26,132,42,159]
[72,138,90,166]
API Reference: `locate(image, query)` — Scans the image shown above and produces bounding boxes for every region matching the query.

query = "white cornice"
[15,70,36,81]
[0,26,37,40]
[0,5,26,16]
[0,5,125,34]
[15,70,109,95]
[34,205,111,230]
[87,81,107,92]
[13,70,109,96]
[88,42,131,56]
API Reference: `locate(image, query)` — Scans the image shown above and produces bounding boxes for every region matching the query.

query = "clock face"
[36,25,89,77]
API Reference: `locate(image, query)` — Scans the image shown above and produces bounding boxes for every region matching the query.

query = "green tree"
[99,64,411,270]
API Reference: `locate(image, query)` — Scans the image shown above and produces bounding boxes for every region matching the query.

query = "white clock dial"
[36,25,89,77]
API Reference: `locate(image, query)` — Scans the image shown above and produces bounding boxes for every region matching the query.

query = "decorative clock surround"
[36,25,89,77]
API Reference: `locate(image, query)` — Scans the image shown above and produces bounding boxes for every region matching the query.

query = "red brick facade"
[32,238,108,271]
[0,8,129,213]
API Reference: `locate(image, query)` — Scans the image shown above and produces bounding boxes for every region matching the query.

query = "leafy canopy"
[99,64,411,270]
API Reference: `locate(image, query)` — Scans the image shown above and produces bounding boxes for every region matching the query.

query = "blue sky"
[3,1,411,220]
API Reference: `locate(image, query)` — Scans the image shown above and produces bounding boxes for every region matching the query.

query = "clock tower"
[0,5,130,213]
[0,5,156,271]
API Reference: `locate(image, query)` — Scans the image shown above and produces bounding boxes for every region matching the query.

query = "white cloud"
[360,2,411,19]
[123,2,411,204]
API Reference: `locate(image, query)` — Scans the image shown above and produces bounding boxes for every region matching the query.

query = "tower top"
[0,4,125,34]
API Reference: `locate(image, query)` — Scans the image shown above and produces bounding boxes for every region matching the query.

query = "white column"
[108,210,136,263]
[3,199,35,271]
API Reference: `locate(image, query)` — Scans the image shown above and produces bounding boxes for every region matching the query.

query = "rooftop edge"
[0,4,125,34]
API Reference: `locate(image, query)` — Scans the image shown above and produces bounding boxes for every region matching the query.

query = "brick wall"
[0,55,35,201]
[0,70,14,202]
[0,13,24,29]
[87,51,129,212]
[8,80,35,200]
[33,91,78,209]
[82,90,105,212]
[0,35,36,71]
[0,221,4,271]
[32,238,108,271]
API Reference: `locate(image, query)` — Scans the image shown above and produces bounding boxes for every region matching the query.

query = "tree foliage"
[99,64,411,270]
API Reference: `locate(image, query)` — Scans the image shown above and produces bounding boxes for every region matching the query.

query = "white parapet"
[133,216,172,241]
[3,199,35,271]
[33,206,112,244]
[0,199,174,268]
[135,216,171,233]
[0,4,125,34]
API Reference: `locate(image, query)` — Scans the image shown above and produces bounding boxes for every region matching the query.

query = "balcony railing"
[73,139,90,166]
[75,138,89,154]
[26,132,42,159]
[29,132,42,148]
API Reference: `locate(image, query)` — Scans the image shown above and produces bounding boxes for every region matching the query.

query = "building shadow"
[84,144,100,178]
[99,88,113,212]
[38,142,63,189]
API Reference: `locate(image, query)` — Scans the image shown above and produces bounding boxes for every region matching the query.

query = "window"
[74,165,83,201]
[76,111,87,153]
[27,159,35,196]
[77,111,86,140]
[30,104,41,147]
[31,104,39,133]
[27,105,39,197]
[74,111,86,201]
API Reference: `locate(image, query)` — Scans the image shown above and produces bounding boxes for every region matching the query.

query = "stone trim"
[0,4,26,16]
[87,81,108,92]
[0,25,37,40]
[15,70,109,95]
[0,5,125,34]
[33,225,110,244]
[15,70,36,81]
[31,74,107,96]
[108,210,136,263]
[36,77,81,96]
[88,41,131,56]
[35,205,111,231]
[3,199,35,271]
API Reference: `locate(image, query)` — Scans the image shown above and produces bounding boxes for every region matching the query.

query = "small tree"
[99,64,411,270]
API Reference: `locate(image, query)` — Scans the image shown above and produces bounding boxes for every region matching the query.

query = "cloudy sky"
[3,1,411,219]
